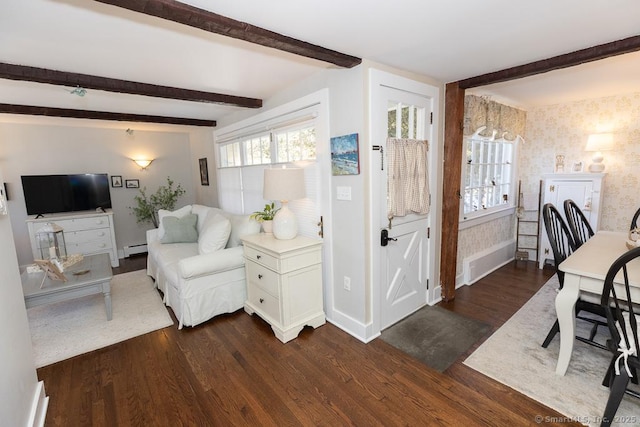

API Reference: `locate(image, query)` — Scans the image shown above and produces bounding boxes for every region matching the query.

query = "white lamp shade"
[263,168,306,201]
[585,133,614,152]
[263,167,305,240]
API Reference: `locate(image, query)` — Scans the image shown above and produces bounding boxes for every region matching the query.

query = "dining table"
[556,230,640,375]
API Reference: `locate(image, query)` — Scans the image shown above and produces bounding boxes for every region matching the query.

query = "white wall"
[0,165,44,425]
[0,117,211,267]
[216,62,445,341]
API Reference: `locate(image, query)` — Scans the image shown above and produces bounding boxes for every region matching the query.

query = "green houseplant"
[250,202,280,222]
[130,177,186,228]
[250,202,280,233]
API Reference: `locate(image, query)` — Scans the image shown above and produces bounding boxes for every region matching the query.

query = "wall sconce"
[132,159,154,171]
[585,133,614,172]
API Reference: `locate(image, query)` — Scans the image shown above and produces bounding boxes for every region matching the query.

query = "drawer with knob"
[245,261,279,296]
[247,283,281,323]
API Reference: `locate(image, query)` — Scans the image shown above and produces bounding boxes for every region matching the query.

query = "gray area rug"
[464,275,640,426]
[27,269,173,368]
[380,305,491,372]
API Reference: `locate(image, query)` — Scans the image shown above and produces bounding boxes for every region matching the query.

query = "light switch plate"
[336,186,352,201]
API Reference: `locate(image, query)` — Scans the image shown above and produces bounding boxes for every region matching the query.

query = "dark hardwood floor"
[37,257,581,426]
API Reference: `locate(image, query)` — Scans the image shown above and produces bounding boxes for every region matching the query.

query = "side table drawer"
[246,262,279,297]
[244,246,279,271]
[247,283,281,322]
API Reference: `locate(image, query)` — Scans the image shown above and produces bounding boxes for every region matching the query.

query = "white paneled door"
[370,71,439,331]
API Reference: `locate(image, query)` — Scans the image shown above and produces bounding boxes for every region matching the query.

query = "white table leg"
[555,273,580,375]
[102,281,112,321]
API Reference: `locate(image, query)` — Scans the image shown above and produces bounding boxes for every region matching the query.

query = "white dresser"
[241,233,324,343]
[26,210,119,267]
[538,173,606,269]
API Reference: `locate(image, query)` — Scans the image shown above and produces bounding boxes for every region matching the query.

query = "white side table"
[241,234,324,343]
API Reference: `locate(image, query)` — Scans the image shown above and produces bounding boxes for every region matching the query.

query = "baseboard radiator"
[463,239,516,285]
[123,243,148,257]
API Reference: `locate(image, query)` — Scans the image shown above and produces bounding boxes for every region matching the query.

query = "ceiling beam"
[0,62,261,109]
[0,104,216,127]
[458,35,640,89]
[93,0,362,68]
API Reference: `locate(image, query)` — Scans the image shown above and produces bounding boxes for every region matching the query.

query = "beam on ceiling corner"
[0,62,262,109]
[0,104,216,127]
[458,35,640,89]
[93,0,362,68]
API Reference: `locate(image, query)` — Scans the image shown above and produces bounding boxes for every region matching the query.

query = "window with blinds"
[216,119,320,238]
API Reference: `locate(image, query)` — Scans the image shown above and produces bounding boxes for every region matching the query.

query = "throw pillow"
[157,205,192,239]
[160,213,198,244]
[191,204,223,235]
[198,213,232,254]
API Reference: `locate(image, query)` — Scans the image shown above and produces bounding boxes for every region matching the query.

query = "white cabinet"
[242,233,324,343]
[27,211,119,267]
[538,173,605,268]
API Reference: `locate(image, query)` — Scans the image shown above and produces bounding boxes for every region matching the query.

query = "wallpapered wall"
[519,92,640,232]
[456,96,526,278]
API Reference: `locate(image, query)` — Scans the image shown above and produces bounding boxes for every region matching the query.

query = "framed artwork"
[331,133,360,175]
[111,175,123,188]
[571,161,584,173]
[199,158,209,186]
[125,179,140,189]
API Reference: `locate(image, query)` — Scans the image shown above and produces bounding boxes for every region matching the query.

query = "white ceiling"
[1,0,639,125]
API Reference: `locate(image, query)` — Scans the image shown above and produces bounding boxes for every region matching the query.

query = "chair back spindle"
[600,246,640,425]
[564,199,594,249]
[543,203,576,288]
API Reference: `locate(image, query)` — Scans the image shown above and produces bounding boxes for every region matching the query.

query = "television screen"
[21,174,112,216]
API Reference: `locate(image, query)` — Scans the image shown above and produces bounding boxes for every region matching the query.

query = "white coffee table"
[21,253,114,320]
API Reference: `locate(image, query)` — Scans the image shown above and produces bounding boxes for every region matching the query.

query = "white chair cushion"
[198,212,231,254]
[157,205,192,239]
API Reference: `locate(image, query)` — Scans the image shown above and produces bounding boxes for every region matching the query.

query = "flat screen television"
[21,173,112,216]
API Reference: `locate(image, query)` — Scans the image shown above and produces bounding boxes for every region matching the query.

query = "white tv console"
[26,210,119,268]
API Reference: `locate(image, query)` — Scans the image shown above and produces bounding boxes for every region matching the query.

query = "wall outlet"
[343,276,351,291]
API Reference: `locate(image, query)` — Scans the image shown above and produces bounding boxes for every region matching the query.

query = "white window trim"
[459,127,522,229]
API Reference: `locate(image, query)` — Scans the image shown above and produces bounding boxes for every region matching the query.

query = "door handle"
[381,229,397,247]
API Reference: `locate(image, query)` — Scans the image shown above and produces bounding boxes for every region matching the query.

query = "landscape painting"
[331,133,360,175]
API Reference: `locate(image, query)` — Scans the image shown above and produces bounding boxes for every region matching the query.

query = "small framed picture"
[125,179,140,189]
[111,175,123,188]
[571,161,584,173]
[199,158,209,186]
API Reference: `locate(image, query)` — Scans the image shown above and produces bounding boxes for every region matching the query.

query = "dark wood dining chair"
[630,207,640,231]
[541,203,608,349]
[564,199,594,249]
[599,246,640,426]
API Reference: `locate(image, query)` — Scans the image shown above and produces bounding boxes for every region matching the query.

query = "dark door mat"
[380,306,491,372]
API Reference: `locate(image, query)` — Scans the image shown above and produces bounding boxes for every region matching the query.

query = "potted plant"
[130,177,186,228]
[250,202,280,233]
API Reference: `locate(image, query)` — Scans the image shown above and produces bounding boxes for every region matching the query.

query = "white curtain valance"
[387,138,430,219]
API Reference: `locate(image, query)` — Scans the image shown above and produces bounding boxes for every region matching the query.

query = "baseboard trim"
[27,381,48,427]
[327,310,378,343]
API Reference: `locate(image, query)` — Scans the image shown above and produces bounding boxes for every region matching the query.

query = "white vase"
[262,220,273,234]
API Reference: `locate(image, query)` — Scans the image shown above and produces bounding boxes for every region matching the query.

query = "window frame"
[459,126,519,229]
[217,120,316,169]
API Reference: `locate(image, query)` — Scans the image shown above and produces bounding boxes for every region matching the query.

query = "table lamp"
[263,167,306,240]
[585,133,614,173]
